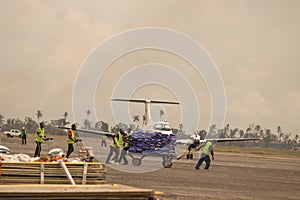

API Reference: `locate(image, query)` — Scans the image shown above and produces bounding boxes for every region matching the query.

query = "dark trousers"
[118,149,128,164]
[66,143,74,158]
[34,142,42,157]
[195,153,211,169]
[22,136,27,145]
[101,140,107,147]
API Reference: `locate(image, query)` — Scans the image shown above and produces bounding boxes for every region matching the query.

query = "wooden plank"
[82,162,87,185]
[0,162,106,185]
[0,184,154,199]
[40,162,44,184]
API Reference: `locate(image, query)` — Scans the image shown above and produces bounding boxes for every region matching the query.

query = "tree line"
[0,111,299,150]
[178,123,299,150]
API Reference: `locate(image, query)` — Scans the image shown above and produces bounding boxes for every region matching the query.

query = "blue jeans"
[195,153,211,169]
[118,149,128,164]
[105,146,115,163]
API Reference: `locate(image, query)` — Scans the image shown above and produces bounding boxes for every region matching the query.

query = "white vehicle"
[4,129,22,138]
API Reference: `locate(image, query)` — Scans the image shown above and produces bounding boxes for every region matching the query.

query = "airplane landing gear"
[162,156,173,168]
[186,153,193,159]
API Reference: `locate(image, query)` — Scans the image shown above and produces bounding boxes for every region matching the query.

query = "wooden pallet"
[0,184,154,200]
[0,161,106,185]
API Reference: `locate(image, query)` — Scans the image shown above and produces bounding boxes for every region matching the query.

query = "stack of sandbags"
[128,132,176,156]
[0,153,34,162]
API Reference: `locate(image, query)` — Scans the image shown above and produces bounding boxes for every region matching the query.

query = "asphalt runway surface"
[1,134,300,200]
[106,151,300,200]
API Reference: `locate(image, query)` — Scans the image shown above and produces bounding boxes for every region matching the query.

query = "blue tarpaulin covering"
[128,131,176,156]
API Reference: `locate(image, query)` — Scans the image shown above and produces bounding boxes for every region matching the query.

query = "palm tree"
[83,119,91,130]
[36,110,43,123]
[295,134,299,142]
[95,121,101,131]
[62,112,69,126]
[24,116,38,132]
[132,114,139,123]
[254,125,261,137]
[86,110,91,118]
[63,112,68,120]
[95,121,109,131]
[159,110,165,121]
[259,129,265,138]
[224,123,230,137]
[100,121,109,132]
[239,130,245,138]
[85,110,91,129]
[132,114,140,130]
[277,126,284,142]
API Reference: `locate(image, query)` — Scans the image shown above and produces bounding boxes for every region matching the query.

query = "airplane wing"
[175,138,193,144]
[57,126,114,137]
[176,137,262,160]
[201,138,262,143]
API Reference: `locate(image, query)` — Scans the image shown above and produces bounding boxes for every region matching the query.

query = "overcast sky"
[0,0,299,134]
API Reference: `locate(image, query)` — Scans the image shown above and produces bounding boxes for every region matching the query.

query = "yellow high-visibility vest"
[115,132,123,148]
[35,128,45,143]
[202,141,212,155]
[67,129,75,144]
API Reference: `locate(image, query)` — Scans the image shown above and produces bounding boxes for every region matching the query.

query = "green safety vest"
[35,128,45,143]
[67,129,75,144]
[202,141,213,155]
[21,129,27,136]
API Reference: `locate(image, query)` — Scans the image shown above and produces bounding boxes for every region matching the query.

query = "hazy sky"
[0,0,299,134]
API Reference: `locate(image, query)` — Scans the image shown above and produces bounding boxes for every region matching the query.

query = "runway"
[1,134,299,199]
[106,151,300,200]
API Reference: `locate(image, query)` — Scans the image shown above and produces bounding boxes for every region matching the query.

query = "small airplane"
[58,98,179,136]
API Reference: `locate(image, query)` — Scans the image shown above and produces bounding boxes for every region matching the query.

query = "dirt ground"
[1,133,300,200]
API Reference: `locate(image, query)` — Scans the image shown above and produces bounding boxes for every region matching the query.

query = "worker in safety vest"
[66,124,76,158]
[118,132,131,165]
[111,129,125,163]
[195,140,214,170]
[105,134,116,164]
[101,135,107,147]
[34,122,47,157]
[21,127,27,145]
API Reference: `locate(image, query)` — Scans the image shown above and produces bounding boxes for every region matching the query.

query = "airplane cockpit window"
[154,124,163,130]
[163,124,172,131]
